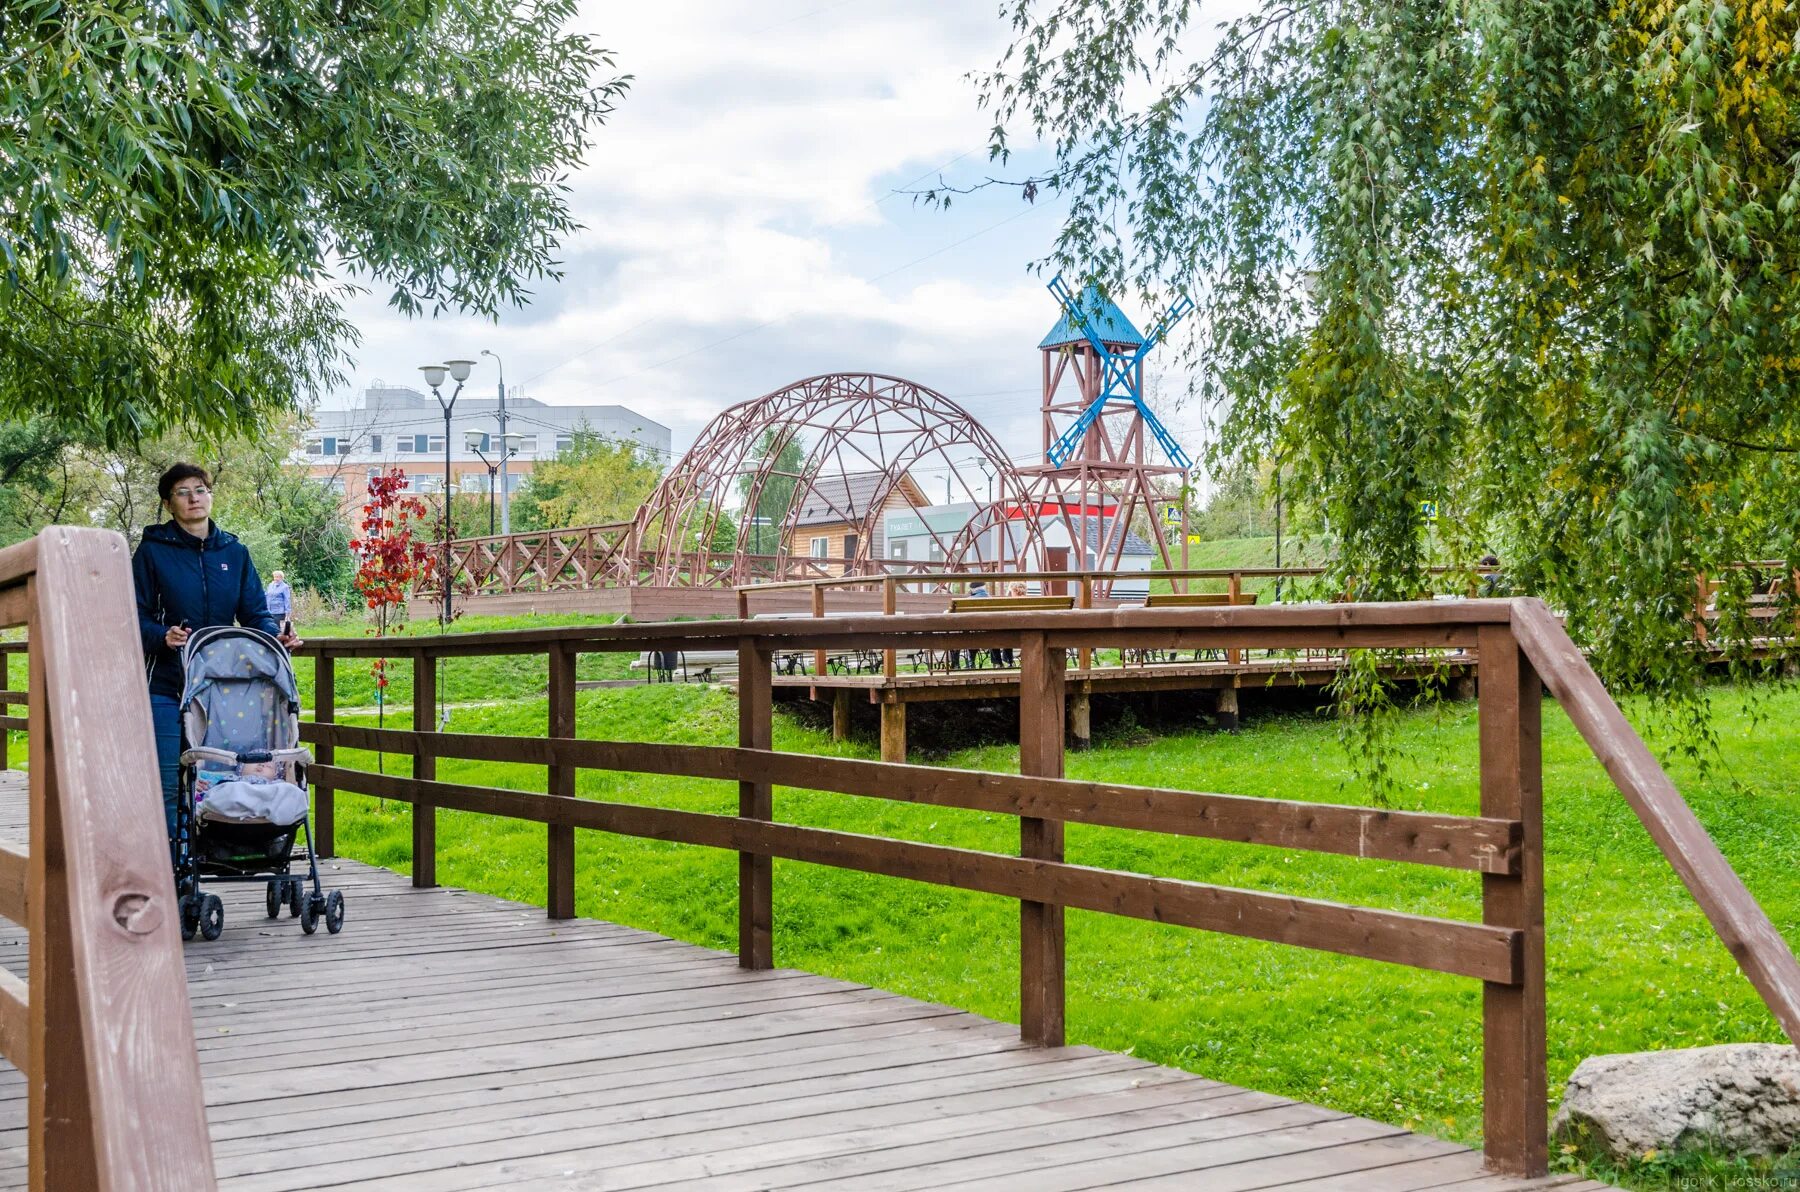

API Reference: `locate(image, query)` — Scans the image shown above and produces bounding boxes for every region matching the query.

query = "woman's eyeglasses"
[171,487,211,500]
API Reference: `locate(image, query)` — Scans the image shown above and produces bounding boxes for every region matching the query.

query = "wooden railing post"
[412,651,437,889]
[26,527,215,1187]
[26,628,98,1190]
[883,577,897,679]
[313,653,335,857]
[1227,572,1244,664]
[811,583,827,678]
[737,637,774,969]
[0,647,9,772]
[547,643,577,919]
[1018,631,1067,1045]
[1077,577,1093,671]
[1478,624,1547,1177]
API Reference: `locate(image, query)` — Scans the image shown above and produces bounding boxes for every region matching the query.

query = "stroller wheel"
[324,890,345,935]
[300,893,321,935]
[199,894,224,942]
[288,879,304,918]
[179,894,199,942]
[265,882,282,919]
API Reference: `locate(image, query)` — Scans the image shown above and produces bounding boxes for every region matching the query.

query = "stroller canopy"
[180,626,301,755]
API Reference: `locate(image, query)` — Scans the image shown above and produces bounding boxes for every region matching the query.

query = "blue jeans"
[150,692,182,839]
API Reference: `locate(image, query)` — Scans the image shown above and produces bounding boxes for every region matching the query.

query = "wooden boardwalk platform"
[0,772,1606,1189]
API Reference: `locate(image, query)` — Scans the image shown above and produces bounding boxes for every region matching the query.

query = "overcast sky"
[327,1,1238,486]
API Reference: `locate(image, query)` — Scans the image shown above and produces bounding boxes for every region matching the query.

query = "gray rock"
[1552,1044,1800,1159]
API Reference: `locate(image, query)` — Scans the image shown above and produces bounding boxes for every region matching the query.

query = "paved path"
[0,770,1608,1189]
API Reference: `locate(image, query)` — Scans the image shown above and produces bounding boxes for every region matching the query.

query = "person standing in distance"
[132,463,303,844]
[265,568,294,635]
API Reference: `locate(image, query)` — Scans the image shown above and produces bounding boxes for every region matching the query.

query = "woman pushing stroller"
[131,463,303,843]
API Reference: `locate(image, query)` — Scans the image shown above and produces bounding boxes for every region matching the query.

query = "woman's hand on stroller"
[277,629,302,651]
[165,624,191,649]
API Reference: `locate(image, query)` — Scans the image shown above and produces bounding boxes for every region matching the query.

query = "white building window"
[555,433,573,454]
[810,536,829,559]
[427,436,446,453]
[517,435,538,452]
[396,437,414,453]
[460,474,487,494]
[368,434,382,452]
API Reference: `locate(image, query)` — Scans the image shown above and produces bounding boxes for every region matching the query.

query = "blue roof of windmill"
[1038,285,1146,349]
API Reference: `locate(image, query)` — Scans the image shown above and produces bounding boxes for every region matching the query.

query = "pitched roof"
[791,471,926,528]
[1039,285,1146,350]
[1082,519,1156,556]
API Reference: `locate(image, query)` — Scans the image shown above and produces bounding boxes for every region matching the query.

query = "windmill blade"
[1132,397,1193,471]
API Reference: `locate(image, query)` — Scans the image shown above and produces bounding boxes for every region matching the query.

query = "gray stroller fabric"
[180,628,300,755]
[199,777,308,826]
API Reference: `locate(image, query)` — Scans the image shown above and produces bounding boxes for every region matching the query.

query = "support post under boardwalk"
[411,652,437,889]
[546,643,577,920]
[1067,690,1091,752]
[1215,685,1239,732]
[313,653,334,856]
[879,700,906,763]
[1018,632,1066,1046]
[1479,625,1547,1177]
[831,689,851,742]
[738,639,774,969]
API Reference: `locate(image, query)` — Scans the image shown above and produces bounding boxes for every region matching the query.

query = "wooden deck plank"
[0,769,1586,1190]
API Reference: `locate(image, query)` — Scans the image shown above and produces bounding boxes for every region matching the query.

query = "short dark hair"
[158,463,213,503]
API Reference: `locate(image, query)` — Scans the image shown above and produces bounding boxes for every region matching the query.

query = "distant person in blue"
[132,463,302,843]
[264,569,293,626]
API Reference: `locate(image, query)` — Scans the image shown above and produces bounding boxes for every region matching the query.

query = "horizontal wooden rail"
[293,598,1514,659]
[309,762,1520,982]
[0,840,25,924]
[0,968,26,1072]
[301,723,1521,874]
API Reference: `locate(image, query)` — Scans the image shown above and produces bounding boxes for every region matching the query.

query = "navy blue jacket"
[132,520,280,696]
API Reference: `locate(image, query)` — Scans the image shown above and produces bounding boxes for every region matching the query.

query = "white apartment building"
[301,385,671,522]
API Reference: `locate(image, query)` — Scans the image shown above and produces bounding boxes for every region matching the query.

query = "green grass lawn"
[320,676,1800,1184]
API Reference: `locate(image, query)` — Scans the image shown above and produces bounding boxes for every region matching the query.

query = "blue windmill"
[1041,276,1193,471]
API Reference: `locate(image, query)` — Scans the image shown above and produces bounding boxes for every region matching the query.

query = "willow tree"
[1,0,626,446]
[978,0,1800,729]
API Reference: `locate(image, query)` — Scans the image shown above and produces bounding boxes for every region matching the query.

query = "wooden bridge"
[2,527,1797,1188]
[0,768,1602,1190]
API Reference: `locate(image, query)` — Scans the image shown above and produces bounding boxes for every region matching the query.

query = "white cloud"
[329,0,1230,474]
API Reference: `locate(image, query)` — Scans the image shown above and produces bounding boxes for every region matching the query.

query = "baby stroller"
[175,625,343,940]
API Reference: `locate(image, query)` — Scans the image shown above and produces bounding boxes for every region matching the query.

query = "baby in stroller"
[175,625,343,940]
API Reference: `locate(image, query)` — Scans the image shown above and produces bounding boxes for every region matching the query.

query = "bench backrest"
[1143,592,1258,608]
[949,595,1076,613]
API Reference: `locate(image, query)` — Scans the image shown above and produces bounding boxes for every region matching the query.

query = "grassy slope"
[323,679,1800,1165]
[1150,535,1331,595]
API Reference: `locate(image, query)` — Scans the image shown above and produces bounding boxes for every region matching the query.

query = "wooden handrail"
[0,528,215,1189]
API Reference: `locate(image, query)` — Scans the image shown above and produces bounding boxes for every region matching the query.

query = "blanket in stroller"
[197,769,308,826]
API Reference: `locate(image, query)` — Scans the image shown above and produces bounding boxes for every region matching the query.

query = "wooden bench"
[1143,592,1258,608]
[948,595,1076,613]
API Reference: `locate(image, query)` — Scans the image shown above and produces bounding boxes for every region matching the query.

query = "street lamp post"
[465,430,522,537]
[420,358,477,626]
[479,350,512,534]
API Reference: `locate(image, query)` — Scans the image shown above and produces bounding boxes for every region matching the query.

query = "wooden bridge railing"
[293,598,1800,1179]
[0,529,215,1189]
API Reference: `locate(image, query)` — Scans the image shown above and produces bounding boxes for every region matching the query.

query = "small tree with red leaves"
[349,472,436,754]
